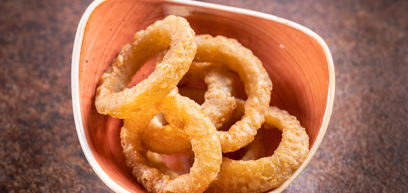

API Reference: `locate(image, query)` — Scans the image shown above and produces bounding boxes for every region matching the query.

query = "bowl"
[71,0,335,192]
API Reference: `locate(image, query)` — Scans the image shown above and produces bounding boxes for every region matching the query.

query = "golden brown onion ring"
[95,15,196,119]
[206,100,309,193]
[140,35,272,152]
[143,35,272,153]
[201,65,237,129]
[121,90,222,193]
[195,35,272,152]
[142,61,237,154]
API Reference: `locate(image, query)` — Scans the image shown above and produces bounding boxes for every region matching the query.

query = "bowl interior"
[77,0,331,192]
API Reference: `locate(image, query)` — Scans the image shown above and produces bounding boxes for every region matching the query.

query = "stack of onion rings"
[94,15,309,193]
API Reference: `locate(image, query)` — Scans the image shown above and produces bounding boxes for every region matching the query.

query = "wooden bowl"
[71,0,335,192]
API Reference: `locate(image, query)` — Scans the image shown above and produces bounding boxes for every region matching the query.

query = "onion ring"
[142,35,272,153]
[95,15,196,118]
[206,100,309,193]
[195,35,272,152]
[201,65,236,129]
[193,35,272,152]
[165,53,237,128]
[142,61,237,154]
[121,89,222,193]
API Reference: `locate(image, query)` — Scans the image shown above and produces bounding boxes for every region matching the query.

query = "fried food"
[168,55,237,129]
[142,62,237,154]
[180,61,237,129]
[121,89,222,193]
[194,35,272,152]
[95,15,196,119]
[94,15,311,193]
[142,35,273,153]
[201,65,236,129]
[206,100,309,193]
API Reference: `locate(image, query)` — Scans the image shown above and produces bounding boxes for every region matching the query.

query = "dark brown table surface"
[1,0,407,192]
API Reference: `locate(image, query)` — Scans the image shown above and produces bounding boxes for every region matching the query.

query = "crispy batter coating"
[142,62,237,154]
[94,15,310,192]
[95,15,196,119]
[206,100,309,193]
[178,61,237,128]
[142,35,273,153]
[201,65,237,129]
[121,90,222,193]
[195,35,272,152]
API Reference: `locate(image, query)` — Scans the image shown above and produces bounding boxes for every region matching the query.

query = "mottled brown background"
[0,0,407,192]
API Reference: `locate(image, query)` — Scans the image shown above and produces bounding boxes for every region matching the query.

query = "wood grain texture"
[0,0,407,193]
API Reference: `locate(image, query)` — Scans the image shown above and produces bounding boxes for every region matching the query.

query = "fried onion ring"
[140,35,272,153]
[196,35,272,152]
[121,90,222,193]
[206,100,309,193]
[201,65,237,129]
[195,35,272,152]
[95,15,196,118]
[166,54,237,128]
[142,61,237,154]
[142,35,272,153]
